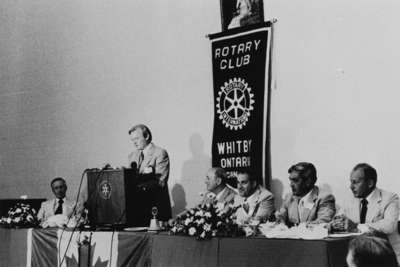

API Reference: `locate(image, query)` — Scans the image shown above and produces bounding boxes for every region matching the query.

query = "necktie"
[243,199,249,214]
[360,198,368,224]
[138,151,144,170]
[55,199,63,215]
[294,197,301,224]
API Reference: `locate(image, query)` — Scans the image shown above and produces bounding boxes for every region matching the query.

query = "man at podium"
[128,124,172,222]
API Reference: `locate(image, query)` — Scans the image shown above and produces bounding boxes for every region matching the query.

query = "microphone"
[130,161,137,172]
[102,163,112,170]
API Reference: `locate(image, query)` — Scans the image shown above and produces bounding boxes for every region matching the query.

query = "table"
[0,228,350,267]
[0,228,29,267]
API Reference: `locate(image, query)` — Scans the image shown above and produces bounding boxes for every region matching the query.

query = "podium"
[86,169,155,227]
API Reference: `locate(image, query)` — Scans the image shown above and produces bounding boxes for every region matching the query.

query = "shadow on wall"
[171,133,211,217]
[270,178,284,209]
[171,183,186,216]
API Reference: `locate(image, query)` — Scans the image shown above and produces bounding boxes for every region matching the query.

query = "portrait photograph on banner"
[220,0,264,31]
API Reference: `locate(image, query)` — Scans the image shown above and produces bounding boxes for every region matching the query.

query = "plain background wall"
[1,0,399,214]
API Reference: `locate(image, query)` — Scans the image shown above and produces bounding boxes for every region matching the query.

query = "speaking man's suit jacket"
[37,198,76,222]
[128,142,172,220]
[276,186,336,226]
[340,188,400,261]
[234,185,275,225]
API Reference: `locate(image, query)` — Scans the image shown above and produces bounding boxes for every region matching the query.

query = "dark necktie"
[138,151,144,170]
[360,198,368,224]
[55,199,63,215]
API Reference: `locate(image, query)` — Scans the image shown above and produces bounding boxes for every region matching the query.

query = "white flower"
[184,218,192,226]
[27,215,33,222]
[198,218,205,224]
[15,208,22,213]
[204,212,212,218]
[6,218,11,224]
[189,227,196,236]
[14,217,21,223]
[200,231,206,239]
[195,210,204,217]
[216,203,224,212]
[203,224,211,231]
[207,192,216,200]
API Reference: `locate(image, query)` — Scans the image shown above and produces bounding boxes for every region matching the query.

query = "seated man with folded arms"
[37,177,79,227]
[331,163,400,262]
[275,162,336,226]
[201,167,237,209]
[234,169,275,225]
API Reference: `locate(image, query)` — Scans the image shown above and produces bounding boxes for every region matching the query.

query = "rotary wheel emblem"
[99,181,112,200]
[216,78,254,130]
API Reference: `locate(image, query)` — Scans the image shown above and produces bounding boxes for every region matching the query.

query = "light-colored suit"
[276,186,336,226]
[200,186,237,207]
[128,143,169,188]
[234,185,275,224]
[128,142,172,220]
[37,198,77,222]
[340,188,400,261]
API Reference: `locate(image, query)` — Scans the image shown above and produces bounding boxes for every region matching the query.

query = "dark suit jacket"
[128,143,172,221]
[276,186,335,226]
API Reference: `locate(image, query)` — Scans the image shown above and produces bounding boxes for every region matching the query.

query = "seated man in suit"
[37,177,78,226]
[331,163,400,262]
[275,162,336,226]
[201,167,237,209]
[128,124,172,222]
[175,167,237,219]
[234,169,275,225]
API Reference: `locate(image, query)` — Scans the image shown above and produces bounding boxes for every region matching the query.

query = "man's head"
[237,0,252,16]
[350,163,377,198]
[128,124,152,150]
[205,167,227,193]
[346,234,398,267]
[51,177,67,199]
[288,162,317,197]
[237,169,257,198]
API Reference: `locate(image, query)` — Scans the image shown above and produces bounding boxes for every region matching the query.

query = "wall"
[0,0,399,214]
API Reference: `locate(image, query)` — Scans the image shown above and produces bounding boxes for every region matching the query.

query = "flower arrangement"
[0,203,40,228]
[169,198,244,240]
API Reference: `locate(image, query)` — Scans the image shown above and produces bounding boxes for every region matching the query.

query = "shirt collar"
[299,187,314,206]
[365,188,377,203]
[245,186,260,203]
[54,197,66,204]
[142,142,153,156]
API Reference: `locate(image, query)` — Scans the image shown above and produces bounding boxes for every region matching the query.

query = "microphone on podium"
[130,161,137,172]
[101,163,112,170]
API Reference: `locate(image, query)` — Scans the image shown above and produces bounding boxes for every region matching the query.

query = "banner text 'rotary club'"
[214,40,261,70]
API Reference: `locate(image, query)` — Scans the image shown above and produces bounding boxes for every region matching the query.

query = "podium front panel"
[87,169,135,225]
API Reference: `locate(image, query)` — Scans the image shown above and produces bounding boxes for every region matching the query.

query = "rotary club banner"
[209,22,272,187]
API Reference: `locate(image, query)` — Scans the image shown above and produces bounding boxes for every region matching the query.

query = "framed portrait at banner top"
[220,0,264,31]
